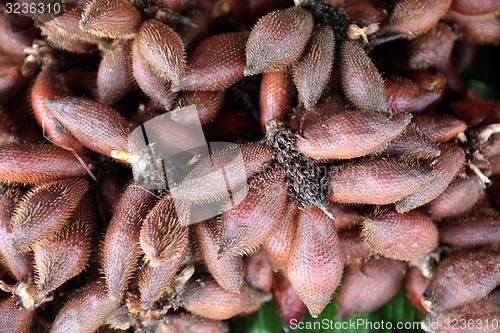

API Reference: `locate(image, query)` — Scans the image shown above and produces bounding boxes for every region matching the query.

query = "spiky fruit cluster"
[0,0,500,332]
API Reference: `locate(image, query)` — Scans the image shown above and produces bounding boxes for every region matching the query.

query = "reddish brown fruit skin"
[384,0,453,38]
[272,271,307,327]
[293,25,335,110]
[428,172,484,221]
[218,168,288,257]
[131,35,174,111]
[0,65,29,104]
[338,227,372,267]
[45,97,131,159]
[336,258,406,319]
[139,258,186,309]
[11,178,89,251]
[97,39,133,105]
[171,142,272,203]
[412,115,467,143]
[138,20,185,86]
[163,313,228,333]
[102,183,157,300]
[0,187,32,280]
[407,24,455,70]
[180,278,272,320]
[296,111,412,160]
[0,13,33,57]
[260,70,293,133]
[340,40,386,113]
[381,123,440,160]
[396,143,466,213]
[80,0,141,39]
[39,8,105,54]
[450,0,500,16]
[262,200,298,269]
[423,247,500,312]
[175,10,210,51]
[287,206,344,318]
[328,158,433,205]
[385,76,443,114]
[296,92,345,131]
[31,63,86,152]
[245,7,313,75]
[0,143,93,185]
[139,195,188,266]
[443,11,500,44]
[404,266,430,314]
[194,219,244,293]
[50,281,121,333]
[175,90,225,125]
[34,195,94,296]
[0,297,34,333]
[174,32,250,91]
[423,290,500,333]
[362,209,438,261]
[438,211,500,248]
[244,251,273,293]
[327,202,363,230]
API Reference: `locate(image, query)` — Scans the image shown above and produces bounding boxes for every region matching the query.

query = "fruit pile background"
[0,0,499,332]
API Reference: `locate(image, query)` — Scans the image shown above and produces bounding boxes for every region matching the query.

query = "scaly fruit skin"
[339,40,387,112]
[396,143,466,213]
[293,25,335,110]
[423,247,500,312]
[218,167,288,257]
[404,266,430,314]
[384,0,453,38]
[336,258,406,319]
[296,111,412,160]
[80,0,141,39]
[361,209,439,261]
[428,172,484,221]
[0,297,34,333]
[175,32,250,91]
[179,278,272,320]
[97,39,133,105]
[137,20,185,86]
[0,144,94,185]
[194,219,244,293]
[287,206,344,318]
[10,178,89,251]
[34,194,94,298]
[45,97,131,159]
[0,186,32,280]
[102,183,157,301]
[328,158,434,205]
[438,210,500,248]
[260,70,293,132]
[245,7,314,75]
[50,281,121,333]
[30,63,85,153]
